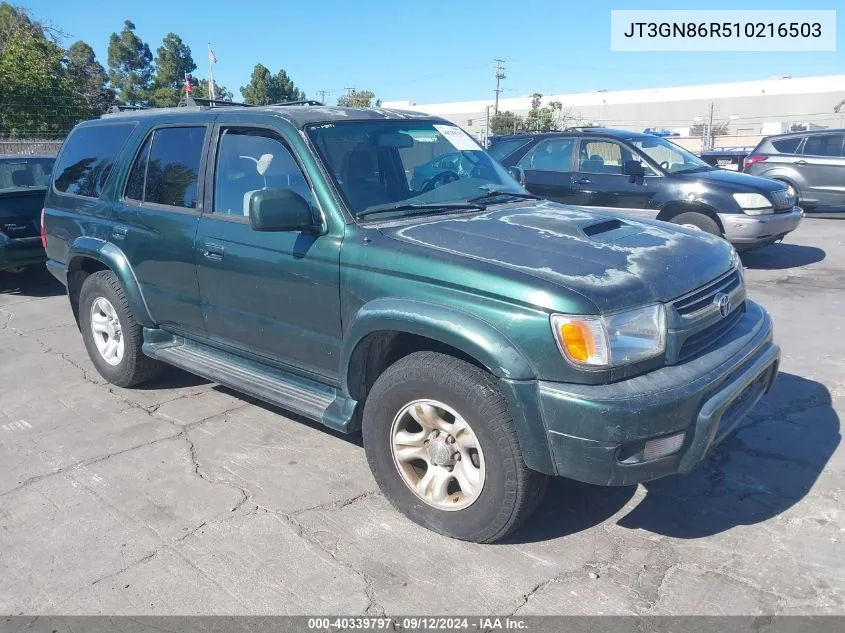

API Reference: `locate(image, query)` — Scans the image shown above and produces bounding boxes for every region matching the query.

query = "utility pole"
[485,104,491,145]
[706,101,715,151]
[316,89,331,104]
[493,59,506,114]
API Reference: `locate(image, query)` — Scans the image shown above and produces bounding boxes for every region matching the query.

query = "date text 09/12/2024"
[307,617,528,630]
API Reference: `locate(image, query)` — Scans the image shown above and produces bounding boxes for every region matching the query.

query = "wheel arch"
[341,298,536,402]
[66,238,154,327]
[656,201,725,234]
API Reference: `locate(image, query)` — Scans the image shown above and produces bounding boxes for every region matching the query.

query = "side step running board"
[142,330,358,433]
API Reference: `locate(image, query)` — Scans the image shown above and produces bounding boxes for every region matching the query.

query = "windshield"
[0,157,54,192]
[306,121,524,218]
[628,136,711,174]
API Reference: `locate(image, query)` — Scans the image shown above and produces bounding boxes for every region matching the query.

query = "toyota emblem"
[715,293,731,318]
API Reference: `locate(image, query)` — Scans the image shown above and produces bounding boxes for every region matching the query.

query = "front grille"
[673,269,742,317]
[769,189,792,210]
[678,302,746,361]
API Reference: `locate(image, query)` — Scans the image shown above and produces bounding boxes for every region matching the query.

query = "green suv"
[43,102,779,543]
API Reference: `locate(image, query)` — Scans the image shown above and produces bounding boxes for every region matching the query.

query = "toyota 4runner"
[43,102,780,543]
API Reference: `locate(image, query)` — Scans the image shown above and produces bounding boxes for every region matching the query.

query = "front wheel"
[669,211,721,237]
[362,351,548,543]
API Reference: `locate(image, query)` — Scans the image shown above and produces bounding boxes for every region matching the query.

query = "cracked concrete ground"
[0,218,843,616]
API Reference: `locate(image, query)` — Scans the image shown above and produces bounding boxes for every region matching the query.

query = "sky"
[25,0,845,105]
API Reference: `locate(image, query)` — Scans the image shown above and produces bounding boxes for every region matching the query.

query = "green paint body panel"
[43,105,780,482]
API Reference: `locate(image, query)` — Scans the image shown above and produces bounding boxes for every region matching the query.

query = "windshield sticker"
[434,125,480,151]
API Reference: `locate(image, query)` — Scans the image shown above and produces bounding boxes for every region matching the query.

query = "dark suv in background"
[489,129,803,250]
[743,129,845,213]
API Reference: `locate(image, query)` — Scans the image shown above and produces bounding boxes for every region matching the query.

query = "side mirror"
[507,165,525,185]
[248,188,313,232]
[622,160,646,177]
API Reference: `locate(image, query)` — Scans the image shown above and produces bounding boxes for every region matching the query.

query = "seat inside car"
[342,149,392,211]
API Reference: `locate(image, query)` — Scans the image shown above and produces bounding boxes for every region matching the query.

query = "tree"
[523,93,562,132]
[337,89,379,108]
[690,120,730,137]
[0,1,44,50]
[240,64,305,105]
[66,41,113,115]
[240,63,272,105]
[191,77,233,102]
[107,20,153,105]
[149,32,195,107]
[489,110,523,135]
[270,68,304,103]
[0,3,90,137]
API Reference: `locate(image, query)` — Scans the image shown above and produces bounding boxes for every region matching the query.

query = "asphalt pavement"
[0,218,843,616]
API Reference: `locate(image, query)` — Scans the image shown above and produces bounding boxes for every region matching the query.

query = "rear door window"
[124,127,205,208]
[801,134,845,158]
[517,138,575,171]
[53,123,136,197]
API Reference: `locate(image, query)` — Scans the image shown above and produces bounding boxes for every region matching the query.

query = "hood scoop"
[581,218,639,243]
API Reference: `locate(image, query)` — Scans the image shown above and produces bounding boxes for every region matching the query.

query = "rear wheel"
[669,211,721,237]
[78,270,164,387]
[362,351,548,543]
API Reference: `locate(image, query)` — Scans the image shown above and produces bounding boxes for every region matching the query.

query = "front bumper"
[0,235,45,271]
[721,207,803,247]
[502,300,778,485]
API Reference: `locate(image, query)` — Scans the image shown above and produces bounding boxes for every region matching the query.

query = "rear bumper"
[721,207,803,247]
[501,300,778,484]
[0,235,45,271]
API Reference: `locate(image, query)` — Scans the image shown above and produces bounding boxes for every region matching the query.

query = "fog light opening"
[642,432,686,462]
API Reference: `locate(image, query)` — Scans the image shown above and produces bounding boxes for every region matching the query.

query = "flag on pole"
[208,45,217,64]
[184,73,193,94]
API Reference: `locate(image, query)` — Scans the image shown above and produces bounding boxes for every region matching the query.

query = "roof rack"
[270,100,324,107]
[177,96,251,108]
[106,104,149,114]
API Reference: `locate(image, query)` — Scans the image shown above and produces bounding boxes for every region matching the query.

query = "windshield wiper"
[357,201,486,218]
[466,190,542,204]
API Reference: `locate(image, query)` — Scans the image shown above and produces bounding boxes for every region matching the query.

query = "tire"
[362,351,548,543]
[670,211,721,237]
[78,270,164,387]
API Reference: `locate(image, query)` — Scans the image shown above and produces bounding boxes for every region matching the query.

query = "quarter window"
[771,137,802,154]
[53,123,135,197]
[801,134,845,157]
[214,129,315,217]
[517,138,575,171]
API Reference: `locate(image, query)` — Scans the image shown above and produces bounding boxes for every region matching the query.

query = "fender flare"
[341,297,556,474]
[67,237,155,327]
[341,297,535,395]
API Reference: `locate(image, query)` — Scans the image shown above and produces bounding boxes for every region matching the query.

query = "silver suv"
[744,129,845,212]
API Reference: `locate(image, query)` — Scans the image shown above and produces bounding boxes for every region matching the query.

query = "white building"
[382,75,845,149]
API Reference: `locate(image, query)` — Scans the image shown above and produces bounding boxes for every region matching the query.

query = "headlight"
[733,193,774,215]
[551,304,666,369]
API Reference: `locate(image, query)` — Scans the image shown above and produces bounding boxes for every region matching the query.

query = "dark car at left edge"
[0,154,55,273]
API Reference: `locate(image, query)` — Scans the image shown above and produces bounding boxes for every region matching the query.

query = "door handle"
[794,160,808,165]
[112,226,127,240]
[575,177,592,185]
[203,243,224,261]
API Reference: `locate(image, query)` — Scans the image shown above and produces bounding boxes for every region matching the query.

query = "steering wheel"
[420,171,460,194]
[659,160,670,170]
